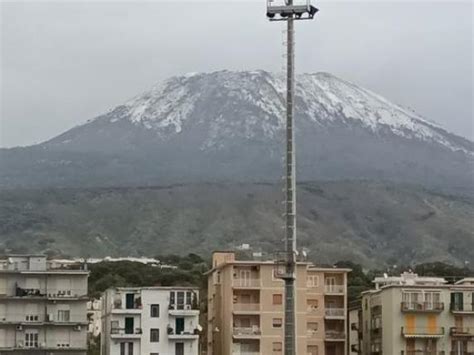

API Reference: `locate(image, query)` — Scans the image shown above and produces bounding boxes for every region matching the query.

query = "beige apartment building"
[206,251,350,355]
[360,272,474,355]
[0,255,89,354]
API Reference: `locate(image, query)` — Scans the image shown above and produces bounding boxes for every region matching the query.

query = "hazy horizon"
[1,0,473,148]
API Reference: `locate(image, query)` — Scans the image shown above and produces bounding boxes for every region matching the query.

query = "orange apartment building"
[206,251,350,355]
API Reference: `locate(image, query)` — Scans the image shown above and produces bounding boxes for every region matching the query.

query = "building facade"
[360,272,474,355]
[100,287,200,355]
[0,255,89,354]
[206,251,350,355]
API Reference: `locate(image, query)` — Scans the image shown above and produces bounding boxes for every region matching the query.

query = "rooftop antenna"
[267,1,318,355]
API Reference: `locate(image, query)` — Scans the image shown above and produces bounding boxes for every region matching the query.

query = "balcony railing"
[324,285,345,294]
[233,327,261,337]
[13,287,87,299]
[169,303,199,311]
[401,302,444,312]
[232,279,261,288]
[110,328,142,335]
[450,303,474,313]
[450,327,474,337]
[233,303,260,312]
[167,326,199,339]
[401,327,444,337]
[325,330,345,340]
[325,308,345,317]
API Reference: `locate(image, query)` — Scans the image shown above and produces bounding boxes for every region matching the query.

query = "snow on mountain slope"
[102,70,470,154]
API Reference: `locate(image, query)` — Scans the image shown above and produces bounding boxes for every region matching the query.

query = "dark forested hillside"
[1,181,473,268]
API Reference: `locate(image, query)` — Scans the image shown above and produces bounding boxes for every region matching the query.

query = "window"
[128,342,133,355]
[307,322,318,333]
[272,318,282,328]
[150,328,160,342]
[111,320,119,333]
[175,343,184,355]
[120,343,126,355]
[306,275,319,287]
[25,315,39,322]
[186,291,193,305]
[150,304,160,318]
[307,299,319,311]
[25,331,38,348]
[273,294,282,305]
[58,310,70,322]
[272,342,282,352]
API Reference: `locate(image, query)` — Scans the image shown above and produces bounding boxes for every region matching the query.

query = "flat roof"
[205,260,351,275]
[110,286,199,291]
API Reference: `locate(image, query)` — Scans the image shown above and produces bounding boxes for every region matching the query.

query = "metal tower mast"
[266,2,318,355]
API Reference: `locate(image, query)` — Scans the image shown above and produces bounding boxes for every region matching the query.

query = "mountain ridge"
[1,70,472,190]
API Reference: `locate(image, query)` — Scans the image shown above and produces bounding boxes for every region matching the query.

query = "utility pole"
[266,2,318,355]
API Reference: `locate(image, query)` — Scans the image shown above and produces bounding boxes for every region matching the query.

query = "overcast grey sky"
[1,0,472,147]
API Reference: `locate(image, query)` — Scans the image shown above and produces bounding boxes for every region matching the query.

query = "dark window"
[128,342,133,355]
[451,292,464,311]
[126,293,135,309]
[170,291,175,305]
[150,328,160,342]
[125,317,134,334]
[176,317,185,334]
[120,343,126,355]
[151,304,160,318]
[186,291,192,305]
[175,342,184,355]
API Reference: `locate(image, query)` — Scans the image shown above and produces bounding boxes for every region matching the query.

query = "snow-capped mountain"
[1,70,472,190]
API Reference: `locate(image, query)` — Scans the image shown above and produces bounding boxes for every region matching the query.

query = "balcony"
[232,278,261,289]
[47,289,88,300]
[167,327,199,340]
[401,302,444,313]
[324,285,345,295]
[402,352,446,355]
[169,303,199,317]
[233,303,260,314]
[15,287,45,298]
[325,308,345,319]
[325,330,345,341]
[450,303,474,313]
[401,327,444,338]
[111,299,142,314]
[9,342,88,351]
[233,327,261,339]
[110,327,142,339]
[450,327,474,337]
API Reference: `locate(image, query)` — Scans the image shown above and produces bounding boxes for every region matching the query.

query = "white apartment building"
[87,299,102,337]
[100,287,200,355]
[0,255,89,354]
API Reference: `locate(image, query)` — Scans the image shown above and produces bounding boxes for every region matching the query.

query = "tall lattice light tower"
[266,1,318,355]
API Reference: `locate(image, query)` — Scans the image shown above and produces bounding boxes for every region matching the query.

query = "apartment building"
[100,286,200,355]
[206,251,350,355]
[348,301,362,354]
[0,254,89,354]
[360,272,474,355]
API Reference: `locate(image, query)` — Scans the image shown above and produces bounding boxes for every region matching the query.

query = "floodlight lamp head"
[266,0,319,21]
